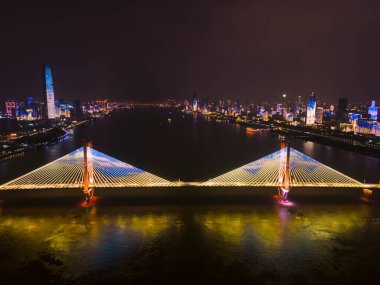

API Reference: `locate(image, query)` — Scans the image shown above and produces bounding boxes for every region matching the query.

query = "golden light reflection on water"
[0,207,174,262]
[198,211,289,249]
[106,212,173,239]
[0,204,373,280]
[303,206,370,240]
[197,206,370,250]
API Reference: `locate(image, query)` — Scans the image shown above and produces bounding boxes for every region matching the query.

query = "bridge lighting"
[0,147,376,191]
[0,147,174,190]
[203,148,367,188]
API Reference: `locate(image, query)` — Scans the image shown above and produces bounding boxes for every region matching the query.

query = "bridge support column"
[361,188,374,203]
[278,140,291,204]
[83,140,95,205]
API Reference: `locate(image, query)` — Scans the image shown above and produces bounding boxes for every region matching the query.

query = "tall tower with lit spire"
[42,63,56,119]
[306,93,316,125]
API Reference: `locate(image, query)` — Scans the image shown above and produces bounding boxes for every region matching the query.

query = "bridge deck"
[0,147,377,190]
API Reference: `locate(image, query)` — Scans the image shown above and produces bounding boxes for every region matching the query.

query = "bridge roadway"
[172,181,380,188]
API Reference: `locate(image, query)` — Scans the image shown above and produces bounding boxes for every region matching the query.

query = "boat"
[246,127,256,133]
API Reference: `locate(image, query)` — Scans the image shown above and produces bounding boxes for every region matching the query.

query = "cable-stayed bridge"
[202,148,365,188]
[0,147,174,190]
[0,141,378,203]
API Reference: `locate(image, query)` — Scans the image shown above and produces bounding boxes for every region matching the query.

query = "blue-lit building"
[356,119,380,136]
[201,97,209,113]
[43,64,57,119]
[28,98,41,120]
[192,94,198,112]
[349,113,361,122]
[306,93,316,125]
[368,101,378,121]
[236,98,241,115]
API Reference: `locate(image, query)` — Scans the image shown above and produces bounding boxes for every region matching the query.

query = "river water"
[0,109,380,284]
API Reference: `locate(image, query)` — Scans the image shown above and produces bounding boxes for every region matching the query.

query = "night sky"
[1,0,379,103]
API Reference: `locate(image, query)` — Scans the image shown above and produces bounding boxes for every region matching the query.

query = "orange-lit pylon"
[361,188,374,203]
[278,139,291,203]
[278,138,286,184]
[83,139,95,204]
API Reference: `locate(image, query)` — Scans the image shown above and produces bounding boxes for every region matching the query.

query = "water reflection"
[198,206,369,247]
[0,204,377,284]
[0,206,176,279]
[196,204,372,278]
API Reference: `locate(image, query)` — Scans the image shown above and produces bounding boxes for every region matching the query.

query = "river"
[0,109,380,284]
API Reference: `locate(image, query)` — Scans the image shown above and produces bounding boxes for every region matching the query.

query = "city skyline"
[1,0,380,102]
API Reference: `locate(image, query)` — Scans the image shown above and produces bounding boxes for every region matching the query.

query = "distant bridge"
[0,140,378,203]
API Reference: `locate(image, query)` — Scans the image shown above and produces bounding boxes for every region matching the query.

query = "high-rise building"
[336,98,348,123]
[295,96,302,116]
[306,93,316,125]
[192,93,198,112]
[276,103,282,114]
[202,97,209,113]
[5,101,16,117]
[42,63,57,119]
[31,101,41,119]
[236,98,241,115]
[368,101,378,121]
[27,97,34,105]
[73,99,83,118]
[316,107,324,124]
[338,98,348,113]
[263,111,269,121]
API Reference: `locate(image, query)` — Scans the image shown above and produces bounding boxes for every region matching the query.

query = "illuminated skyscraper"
[236,98,241,115]
[316,107,324,124]
[42,64,56,119]
[296,96,302,115]
[276,104,282,114]
[192,93,198,112]
[336,98,348,123]
[262,110,269,121]
[5,101,16,117]
[202,97,209,113]
[368,101,378,121]
[306,93,316,125]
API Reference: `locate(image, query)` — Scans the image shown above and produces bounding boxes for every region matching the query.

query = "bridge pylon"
[278,139,291,203]
[83,139,95,205]
[361,188,374,203]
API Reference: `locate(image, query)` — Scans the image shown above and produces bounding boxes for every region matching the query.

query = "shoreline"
[190,111,380,158]
[0,116,106,161]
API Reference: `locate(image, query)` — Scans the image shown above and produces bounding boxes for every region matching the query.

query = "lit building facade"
[355,119,380,136]
[276,103,282,114]
[5,101,16,117]
[306,93,316,125]
[368,101,378,121]
[192,96,198,112]
[316,107,324,124]
[263,111,269,121]
[43,64,57,119]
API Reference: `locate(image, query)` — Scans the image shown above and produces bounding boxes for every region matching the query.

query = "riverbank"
[195,111,380,158]
[0,117,104,160]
